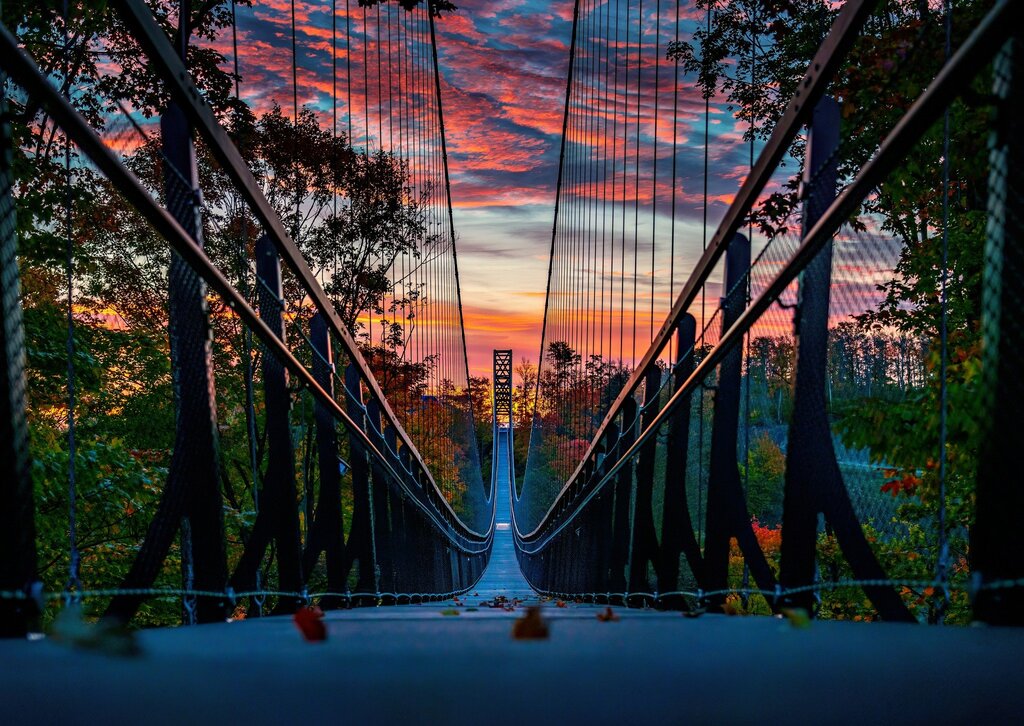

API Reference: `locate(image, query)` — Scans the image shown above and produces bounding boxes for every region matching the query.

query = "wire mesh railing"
[0,0,492,635]
[514,0,1022,625]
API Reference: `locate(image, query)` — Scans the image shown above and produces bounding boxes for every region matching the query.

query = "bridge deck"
[3,609,1023,723]
[3,432,1022,722]
[471,429,534,603]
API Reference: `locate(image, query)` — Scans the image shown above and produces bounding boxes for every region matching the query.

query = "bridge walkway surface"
[2,430,1023,724]
[467,428,534,603]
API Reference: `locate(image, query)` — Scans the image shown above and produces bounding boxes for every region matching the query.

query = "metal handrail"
[515,0,1014,552]
[0,21,493,553]
[515,0,877,542]
[110,0,491,541]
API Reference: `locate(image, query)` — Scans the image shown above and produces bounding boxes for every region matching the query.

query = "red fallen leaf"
[596,607,619,622]
[555,600,567,608]
[721,601,748,616]
[512,606,549,640]
[293,606,327,642]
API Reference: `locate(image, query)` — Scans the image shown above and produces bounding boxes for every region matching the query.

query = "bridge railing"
[515,0,1022,624]
[0,0,491,635]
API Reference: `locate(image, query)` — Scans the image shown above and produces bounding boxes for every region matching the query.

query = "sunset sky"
[219,0,758,379]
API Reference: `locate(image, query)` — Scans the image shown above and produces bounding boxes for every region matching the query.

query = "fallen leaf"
[53,605,141,657]
[780,607,811,629]
[440,608,460,616]
[293,606,327,642]
[596,607,619,622]
[512,606,549,640]
[556,600,567,608]
[721,601,743,616]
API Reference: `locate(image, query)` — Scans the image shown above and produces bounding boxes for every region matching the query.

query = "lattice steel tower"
[492,350,512,430]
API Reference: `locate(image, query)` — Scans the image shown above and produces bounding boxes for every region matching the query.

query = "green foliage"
[741,433,785,525]
[6,0,478,626]
[30,424,179,626]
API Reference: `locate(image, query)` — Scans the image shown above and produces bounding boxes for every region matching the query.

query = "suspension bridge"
[1,0,1024,721]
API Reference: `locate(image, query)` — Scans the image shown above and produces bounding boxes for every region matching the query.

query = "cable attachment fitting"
[27,580,45,614]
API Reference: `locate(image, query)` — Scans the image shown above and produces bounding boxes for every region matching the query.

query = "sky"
[215,0,758,380]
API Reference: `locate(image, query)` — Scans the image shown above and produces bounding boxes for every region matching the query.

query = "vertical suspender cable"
[632,0,641,366]
[230,0,260,517]
[346,0,353,142]
[62,0,81,603]
[290,0,299,240]
[427,4,472,483]
[532,0,581,421]
[651,0,660,345]
[599,0,611,366]
[610,0,620,368]
[696,2,712,548]
[668,0,680,364]
[936,0,953,622]
[740,8,757,604]
[617,0,627,366]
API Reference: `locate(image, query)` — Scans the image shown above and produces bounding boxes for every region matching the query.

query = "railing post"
[702,233,752,606]
[658,314,699,608]
[365,399,394,597]
[343,362,376,600]
[780,97,842,614]
[779,96,912,621]
[0,79,38,637]
[164,104,227,623]
[608,399,637,600]
[302,312,345,609]
[628,366,662,599]
[106,103,228,625]
[973,29,1024,625]
[595,425,618,594]
[255,235,303,612]
[383,421,406,596]
[702,234,780,611]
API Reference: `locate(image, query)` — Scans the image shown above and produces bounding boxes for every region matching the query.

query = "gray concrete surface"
[3,609,1023,724]
[3,430,1022,724]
